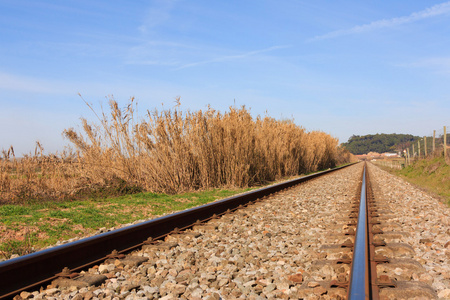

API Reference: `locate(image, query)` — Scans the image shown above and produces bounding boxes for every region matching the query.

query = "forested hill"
[342,133,419,155]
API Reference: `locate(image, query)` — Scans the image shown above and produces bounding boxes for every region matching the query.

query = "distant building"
[382,152,400,157]
[355,152,381,160]
[355,151,400,160]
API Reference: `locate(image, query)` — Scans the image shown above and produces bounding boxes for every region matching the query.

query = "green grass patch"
[393,156,450,206]
[0,187,252,258]
[0,205,32,216]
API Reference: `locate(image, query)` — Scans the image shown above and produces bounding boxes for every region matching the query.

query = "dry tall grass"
[0,143,80,203]
[1,98,350,203]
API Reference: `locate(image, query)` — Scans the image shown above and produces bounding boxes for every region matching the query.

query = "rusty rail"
[0,163,356,299]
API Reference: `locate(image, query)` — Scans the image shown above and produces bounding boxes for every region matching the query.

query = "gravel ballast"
[367,163,450,299]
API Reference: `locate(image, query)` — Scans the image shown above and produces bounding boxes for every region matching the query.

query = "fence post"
[433,130,436,153]
[412,144,415,159]
[418,140,421,158]
[444,126,447,159]
[407,148,410,165]
[424,136,427,157]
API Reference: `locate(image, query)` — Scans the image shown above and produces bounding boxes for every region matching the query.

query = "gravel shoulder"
[368,163,450,299]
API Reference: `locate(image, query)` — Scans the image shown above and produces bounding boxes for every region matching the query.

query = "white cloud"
[176,45,290,69]
[126,43,289,69]
[396,57,450,74]
[0,71,120,97]
[310,1,450,41]
[0,71,64,94]
[138,0,178,34]
[125,40,197,66]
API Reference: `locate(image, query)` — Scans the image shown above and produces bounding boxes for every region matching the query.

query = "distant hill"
[342,133,420,155]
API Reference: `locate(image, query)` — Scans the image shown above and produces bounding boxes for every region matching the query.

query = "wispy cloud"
[125,40,198,66]
[0,71,63,94]
[138,0,178,34]
[396,57,450,74]
[126,43,289,69]
[176,45,290,69]
[309,1,450,41]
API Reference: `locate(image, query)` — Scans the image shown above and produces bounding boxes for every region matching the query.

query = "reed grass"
[1,98,352,203]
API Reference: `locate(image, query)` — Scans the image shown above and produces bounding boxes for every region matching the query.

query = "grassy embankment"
[392,156,450,206]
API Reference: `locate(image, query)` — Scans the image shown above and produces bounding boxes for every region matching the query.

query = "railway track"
[0,162,443,299]
[300,164,438,299]
[1,164,354,299]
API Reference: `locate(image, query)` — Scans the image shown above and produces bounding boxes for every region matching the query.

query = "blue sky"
[1,1,450,155]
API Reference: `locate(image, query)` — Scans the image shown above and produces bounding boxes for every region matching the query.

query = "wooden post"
[433,130,436,153]
[444,126,447,159]
[407,148,410,165]
[418,140,421,158]
[424,136,427,157]
[412,144,415,159]
[404,150,407,166]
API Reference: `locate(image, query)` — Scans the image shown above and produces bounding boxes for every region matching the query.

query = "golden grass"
[1,98,352,203]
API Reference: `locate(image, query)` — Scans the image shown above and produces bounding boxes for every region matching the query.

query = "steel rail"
[348,164,369,299]
[348,163,384,299]
[0,163,357,299]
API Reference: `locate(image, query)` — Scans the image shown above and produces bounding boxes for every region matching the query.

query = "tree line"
[342,133,420,155]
